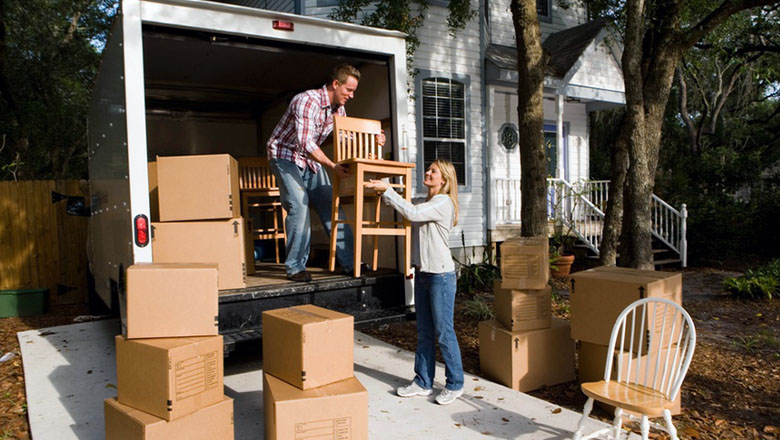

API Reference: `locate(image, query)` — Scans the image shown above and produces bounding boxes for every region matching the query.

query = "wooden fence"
[0,180,89,305]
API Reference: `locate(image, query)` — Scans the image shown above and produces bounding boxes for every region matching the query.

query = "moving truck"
[88,0,413,353]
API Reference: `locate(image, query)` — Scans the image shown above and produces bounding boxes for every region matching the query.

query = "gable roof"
[542,18,608,78]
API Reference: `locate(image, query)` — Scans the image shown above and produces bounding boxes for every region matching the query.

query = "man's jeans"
[269,158,354,275]
[413,271,464,391]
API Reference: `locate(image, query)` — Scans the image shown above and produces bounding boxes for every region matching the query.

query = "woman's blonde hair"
[433,159,459,226]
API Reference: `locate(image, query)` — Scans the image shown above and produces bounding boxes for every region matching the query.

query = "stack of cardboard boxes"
[104,263,233,439]
[262,305,368,440]
[479,236,576,392]
[570,266,684,415]
[149,154,252,290]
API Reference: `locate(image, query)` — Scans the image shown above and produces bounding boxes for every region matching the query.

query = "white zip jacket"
[381,189,455,274]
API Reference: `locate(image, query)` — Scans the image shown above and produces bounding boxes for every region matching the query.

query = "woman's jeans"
[413,271,464,391]
[269,158,354,275]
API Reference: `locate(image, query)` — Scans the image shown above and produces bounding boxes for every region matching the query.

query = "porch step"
[653,257,681,267]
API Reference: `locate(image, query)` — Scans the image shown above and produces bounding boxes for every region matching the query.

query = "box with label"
[478,317,575,392]
[499,236,549,290]
[262,305,354,390]
[577,341,681,416]
[124,263,218,339]
[115,335,223,421]
[494,283,551,332]
[263,373,367,440]
[152,218,247,290]
[157,154,240,222]
[570,266,682,349]
[104,396,234,439]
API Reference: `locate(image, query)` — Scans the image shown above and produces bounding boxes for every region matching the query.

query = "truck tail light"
[272,20,294,31]
[134,214,149,247]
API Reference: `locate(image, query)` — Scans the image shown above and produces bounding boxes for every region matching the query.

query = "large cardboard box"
[499,236,549,289]
[152,218,247,290]
[148,161,159,223]
[104,396,234,439]
[115,335,223,421]
[570,267,682,349]
[262,305,354,390]
[157,154,240,222]
[124,263,218,339]
[263,373,367,440]
[578,341,681,416]
[478,317,575,392]
[494,283,552,332]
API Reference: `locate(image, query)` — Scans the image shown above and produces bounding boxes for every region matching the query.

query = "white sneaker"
[396,381,433,397]
[435,388,464,405]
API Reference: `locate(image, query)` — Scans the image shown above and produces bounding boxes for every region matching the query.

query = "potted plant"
[548,181,579,278]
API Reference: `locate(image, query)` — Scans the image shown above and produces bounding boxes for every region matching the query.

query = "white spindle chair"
[572,297,696,440]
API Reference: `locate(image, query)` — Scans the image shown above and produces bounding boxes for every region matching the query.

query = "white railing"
[547,178,604,255]
[490,177,689,267]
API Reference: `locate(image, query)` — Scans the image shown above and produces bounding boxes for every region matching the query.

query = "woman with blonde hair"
[366,159,464,405]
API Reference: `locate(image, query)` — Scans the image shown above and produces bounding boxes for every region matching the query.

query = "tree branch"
[680,0,776,51]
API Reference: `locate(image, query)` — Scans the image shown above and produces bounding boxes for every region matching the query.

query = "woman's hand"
[366,179,390,193]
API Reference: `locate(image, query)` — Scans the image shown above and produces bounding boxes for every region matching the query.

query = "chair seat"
[581,380,677,417]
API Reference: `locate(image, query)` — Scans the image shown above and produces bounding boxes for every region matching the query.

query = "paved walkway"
[18,319,631,439]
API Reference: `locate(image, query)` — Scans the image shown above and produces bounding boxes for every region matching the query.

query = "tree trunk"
[510,0,547,238]
[598,116,628,266]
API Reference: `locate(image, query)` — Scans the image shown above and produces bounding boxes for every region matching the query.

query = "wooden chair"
[329,115,415,277]
[238,157,286,264]
[572,297,696,440]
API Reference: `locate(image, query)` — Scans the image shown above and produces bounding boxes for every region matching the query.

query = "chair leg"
[640,415,650,440]
[372,195,380,270]
[572,397,593,440]
[662,409,679,440]
[353,169,364,277]
[329,176,341,272]
[612,407,623,439]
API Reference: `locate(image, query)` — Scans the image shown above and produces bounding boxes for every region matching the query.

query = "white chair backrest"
[603,297,696,402]
[333,115,382,162]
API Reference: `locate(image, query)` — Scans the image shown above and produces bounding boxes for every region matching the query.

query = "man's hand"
[376,130,386,148]
[334,163,351,179]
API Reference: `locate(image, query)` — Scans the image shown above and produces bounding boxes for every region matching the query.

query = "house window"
[537,0,551,21]
[420,76,467,186]
[316,0,340,6]
[499,123,519,152]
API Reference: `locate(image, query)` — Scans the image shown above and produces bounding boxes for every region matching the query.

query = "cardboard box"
[494,283,552,332]
[577,341,681,416]
[570,266,682,349]
[499,236,549,289]
[157,154,240,222]
[152,218,247,290]
[245,219,256,276]
[262,305,354,390]
[124,263,218,339]
[104,396,234,439]
[478,317,575,392]
[116,335,224,421]
[263,373,367,440]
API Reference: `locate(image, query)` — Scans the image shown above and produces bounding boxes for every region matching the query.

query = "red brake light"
[135,214,149,247]
[272,20,294,31]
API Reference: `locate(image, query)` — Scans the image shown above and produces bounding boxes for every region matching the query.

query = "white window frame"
[415,71,471,192]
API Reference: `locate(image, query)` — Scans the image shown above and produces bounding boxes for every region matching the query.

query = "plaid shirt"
[266,85,346,173]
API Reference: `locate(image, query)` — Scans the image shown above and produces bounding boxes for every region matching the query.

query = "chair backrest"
[238,157,277,190]
[333,115,382,162]
[603,297,696,402]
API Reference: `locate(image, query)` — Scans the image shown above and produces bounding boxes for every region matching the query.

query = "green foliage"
[454,232,500,297]
[462,295,494,322]
[329,0,475,74]
[723,259,780,300]
[0,0,119,180]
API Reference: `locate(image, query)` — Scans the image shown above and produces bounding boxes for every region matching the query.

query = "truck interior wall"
[141,25,402,272]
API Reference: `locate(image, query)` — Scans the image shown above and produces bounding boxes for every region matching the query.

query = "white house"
[214,0,628,256]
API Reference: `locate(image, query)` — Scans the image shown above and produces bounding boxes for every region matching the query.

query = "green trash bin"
[0,288,49,318]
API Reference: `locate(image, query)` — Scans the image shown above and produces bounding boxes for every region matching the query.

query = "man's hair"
[330,64,361,84]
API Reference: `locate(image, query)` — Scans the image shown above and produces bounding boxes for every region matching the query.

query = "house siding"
[568,40,624,93]
[219,0,295,13]
[488,0,587,47]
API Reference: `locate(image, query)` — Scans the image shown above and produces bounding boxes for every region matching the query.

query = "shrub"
[455,232,500,297]
[462,295,494,321]
[723,259,780,300]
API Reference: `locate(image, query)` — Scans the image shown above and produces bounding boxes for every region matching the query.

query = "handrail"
[490,177,688,267]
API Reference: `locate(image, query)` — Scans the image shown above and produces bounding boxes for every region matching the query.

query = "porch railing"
[491,177,688,267]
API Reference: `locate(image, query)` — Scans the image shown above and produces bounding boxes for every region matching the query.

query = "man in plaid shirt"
[267,64,385,282]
